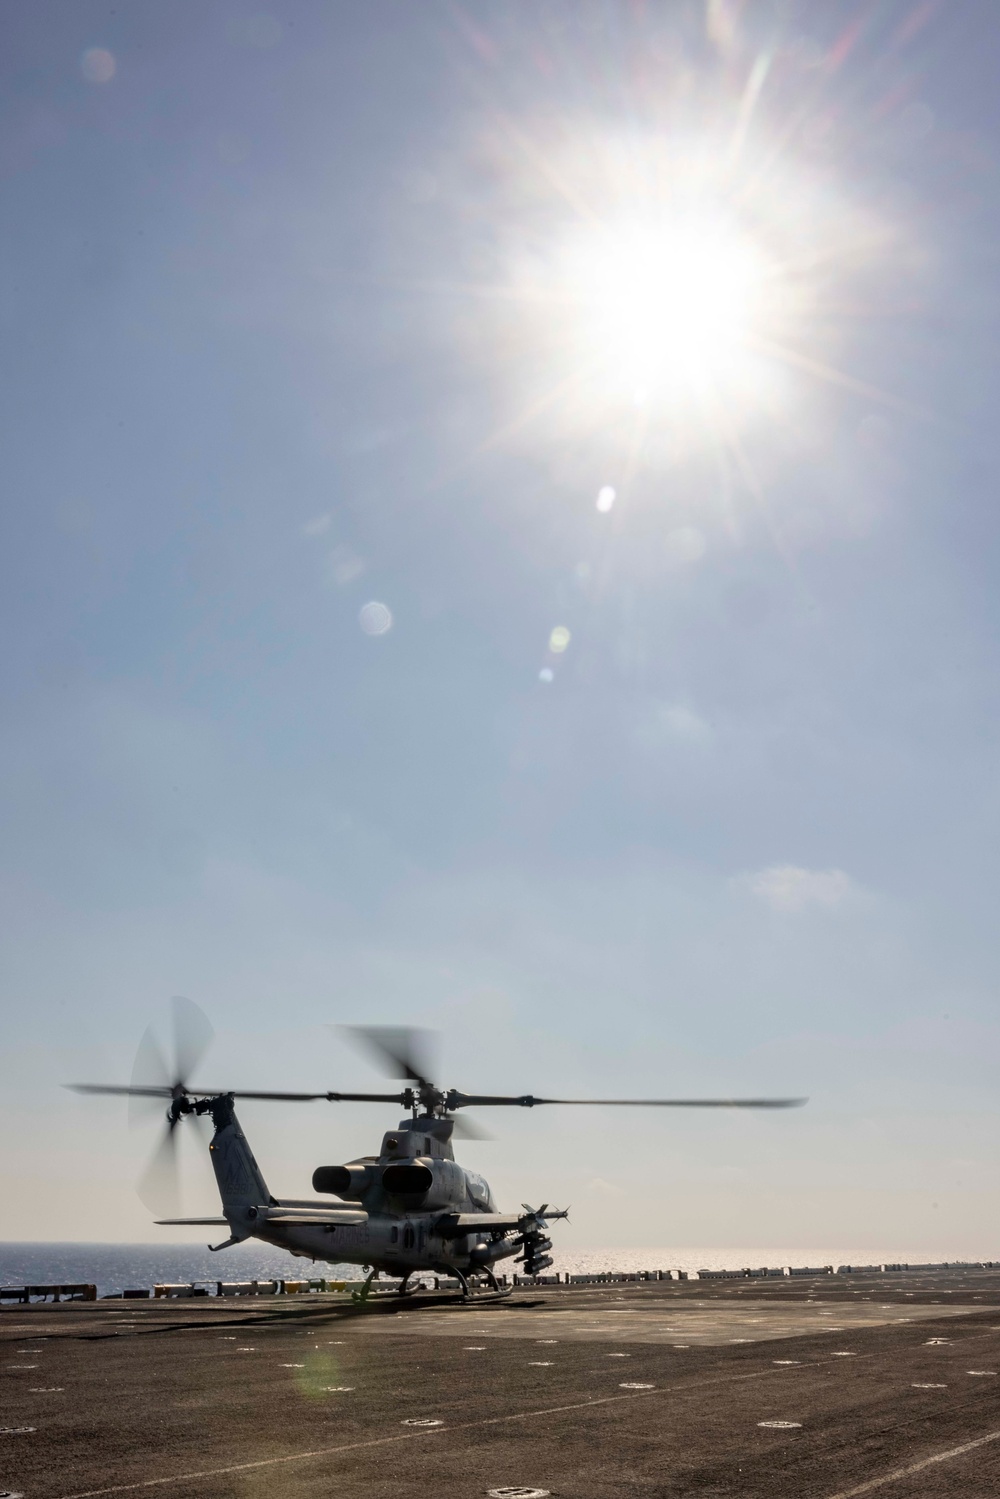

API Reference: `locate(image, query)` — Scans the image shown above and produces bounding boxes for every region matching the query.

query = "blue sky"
[3,0,1000,1249]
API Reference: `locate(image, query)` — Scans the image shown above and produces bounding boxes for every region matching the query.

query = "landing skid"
[349,1268,513,1309]
[455,1266,513,1301]
[350,1269,377,1307]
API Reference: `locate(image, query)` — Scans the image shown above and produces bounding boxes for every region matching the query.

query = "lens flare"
[359,601,392,636]
[80,47,116,83]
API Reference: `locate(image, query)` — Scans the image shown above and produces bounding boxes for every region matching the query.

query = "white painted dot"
[323,1385,354,1392]
[758,1420,802,1429]
[487,1489,551,1498]
[280,1363,305,1368]
[967,1370,998,1377]
[912,1382,947,1389]
[402,1417,444,1427]
[619,1382,655,1389]
[528,1361,553,1367]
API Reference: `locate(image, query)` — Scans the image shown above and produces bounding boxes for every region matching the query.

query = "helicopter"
[71,1000,806,1300]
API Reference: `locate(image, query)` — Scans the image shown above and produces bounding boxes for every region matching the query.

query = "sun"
[566,214,774,402]
[474,115,896,461]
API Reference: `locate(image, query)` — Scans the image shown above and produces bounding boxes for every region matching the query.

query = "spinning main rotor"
[337,1023,807,1118]
[71,1014,806,1118]
[68,1005,805,1213]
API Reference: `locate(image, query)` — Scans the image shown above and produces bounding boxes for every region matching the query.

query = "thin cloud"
[659,703,712,742]
[587,1177,626,1196]
[300,513,332,537]
[327,545,365,587]
[637,701,713,750]
[744,864,856,913]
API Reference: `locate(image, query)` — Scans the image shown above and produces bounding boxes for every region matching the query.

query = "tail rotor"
[131,998,215,1215]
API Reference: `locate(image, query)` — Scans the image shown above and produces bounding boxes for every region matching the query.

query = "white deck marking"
[53,1358,835,1499]
[821,1428,1000,1498]
[365,1301,984,1347]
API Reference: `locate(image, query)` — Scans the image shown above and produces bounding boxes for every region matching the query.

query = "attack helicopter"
[71,1000,806,1300]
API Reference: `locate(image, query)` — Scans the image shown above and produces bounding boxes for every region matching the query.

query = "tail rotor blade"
[136,1123,180,1218]
[171,996,214,1085]
[128,1026,172,1130]
[340,1026,436,1087]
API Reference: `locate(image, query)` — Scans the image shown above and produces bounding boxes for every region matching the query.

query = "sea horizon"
[2,1241,995,1299]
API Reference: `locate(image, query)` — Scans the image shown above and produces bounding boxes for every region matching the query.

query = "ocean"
[1,1242,990,1299]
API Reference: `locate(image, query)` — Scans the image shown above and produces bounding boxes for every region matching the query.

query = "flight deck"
[3,1268,1000,1498]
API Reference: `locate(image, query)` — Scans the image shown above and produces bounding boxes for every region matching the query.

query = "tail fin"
[207,1095,271,1225]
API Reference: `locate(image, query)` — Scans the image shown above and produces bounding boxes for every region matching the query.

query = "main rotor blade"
[447,1112,494,1141]
[171,996,214,1084]
[340,1026,435,1087]
[67,1084,410,1103]
[324,1090,412,1104]
[229,1090,334,1101]
[447,1093,807,1109]
[68,1084,177,1097]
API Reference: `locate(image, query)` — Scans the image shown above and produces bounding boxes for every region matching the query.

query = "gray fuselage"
[211,1107,517,1277]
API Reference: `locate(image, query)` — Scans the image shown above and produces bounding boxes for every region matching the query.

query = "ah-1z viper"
[72,1001,805,1300]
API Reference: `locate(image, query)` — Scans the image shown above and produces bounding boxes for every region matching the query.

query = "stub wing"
[436,1212,527,1237]
[263,1207,368,1227]
[437,1204,570,1239]
[156,1217,230,1226]
[157,1207,368,1228]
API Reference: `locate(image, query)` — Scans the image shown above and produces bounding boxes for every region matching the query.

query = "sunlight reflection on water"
[0,1243,983,1297]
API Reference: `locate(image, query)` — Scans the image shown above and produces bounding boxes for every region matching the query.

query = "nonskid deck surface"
[3,1271,1000,1499]
[366,1296,984,1347]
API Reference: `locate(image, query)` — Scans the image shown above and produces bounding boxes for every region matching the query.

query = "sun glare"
[484,107,896,461]
[569,216,773,399]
